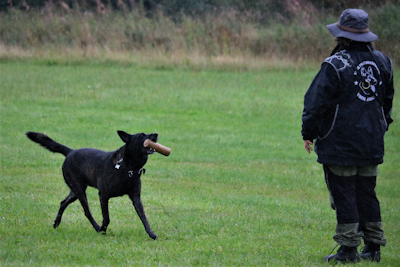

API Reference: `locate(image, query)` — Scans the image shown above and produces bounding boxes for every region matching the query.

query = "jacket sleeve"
[373,50,395,129]
[301,62,339,141]
[383,60,394,128]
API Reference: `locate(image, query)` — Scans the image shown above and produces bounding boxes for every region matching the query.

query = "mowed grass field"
[0,59,399,266]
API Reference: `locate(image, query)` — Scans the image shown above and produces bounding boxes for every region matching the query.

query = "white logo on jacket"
[354,61,382,102]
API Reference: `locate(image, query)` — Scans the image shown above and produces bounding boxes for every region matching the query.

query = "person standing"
[301,9,394,263]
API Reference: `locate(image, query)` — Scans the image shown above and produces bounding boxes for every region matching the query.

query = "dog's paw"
[97,226,107,234]
[149,233,158,240]
[53,221,60,229]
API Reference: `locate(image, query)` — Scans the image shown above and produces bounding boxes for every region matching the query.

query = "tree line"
[1,0,396,20]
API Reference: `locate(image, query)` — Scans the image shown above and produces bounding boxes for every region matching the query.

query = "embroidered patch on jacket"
[353,61,382,102]
[325,51,352,71]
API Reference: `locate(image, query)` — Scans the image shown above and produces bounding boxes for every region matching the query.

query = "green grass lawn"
[0,59,399,266]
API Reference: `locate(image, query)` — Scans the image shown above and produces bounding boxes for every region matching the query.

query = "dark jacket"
[302,42,394,166]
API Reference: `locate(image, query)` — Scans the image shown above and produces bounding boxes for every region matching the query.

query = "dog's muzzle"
[146,133,158,154]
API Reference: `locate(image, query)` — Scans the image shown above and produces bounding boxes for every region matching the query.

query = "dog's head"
[117,131,158,167]
[118,130,158,154]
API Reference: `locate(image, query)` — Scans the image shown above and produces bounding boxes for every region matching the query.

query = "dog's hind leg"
[128,192,158,240]
[54,190,77,228]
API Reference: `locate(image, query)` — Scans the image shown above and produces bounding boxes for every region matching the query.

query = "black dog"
[26,131,158,240]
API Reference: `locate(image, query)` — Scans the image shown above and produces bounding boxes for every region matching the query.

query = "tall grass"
[0,58,399,266]
[1,3,399,65]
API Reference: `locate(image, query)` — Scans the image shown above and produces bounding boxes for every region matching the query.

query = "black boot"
[360,243,381,262]
[324,245,361,263]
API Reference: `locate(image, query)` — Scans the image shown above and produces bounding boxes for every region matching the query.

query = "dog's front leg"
[129,193,158,240]
[99,193,110,233]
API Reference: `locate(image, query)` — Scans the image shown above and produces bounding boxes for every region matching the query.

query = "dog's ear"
[117,131,131,143]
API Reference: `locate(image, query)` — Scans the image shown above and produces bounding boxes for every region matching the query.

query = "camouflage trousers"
[323,165,387,247]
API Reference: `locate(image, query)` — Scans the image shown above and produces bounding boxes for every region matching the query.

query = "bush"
[370,3,400,63]
[0,2,399,64]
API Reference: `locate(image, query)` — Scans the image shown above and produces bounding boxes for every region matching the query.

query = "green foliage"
[1,2,400,63]
[2,0,395,14]
[0,60,399,266]
[309,0,395,11]
[370,3,400,63]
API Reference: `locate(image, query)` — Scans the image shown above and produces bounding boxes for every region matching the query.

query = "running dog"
[26,131,158,239]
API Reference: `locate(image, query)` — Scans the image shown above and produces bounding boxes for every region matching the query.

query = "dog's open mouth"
[143,133,170,156]
[147,148,156,154]
[146,134,158,155]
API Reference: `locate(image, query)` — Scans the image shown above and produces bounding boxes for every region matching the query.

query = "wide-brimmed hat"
[327,9,378,42]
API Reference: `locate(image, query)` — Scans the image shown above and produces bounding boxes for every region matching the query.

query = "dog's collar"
[128,168,146,177]
[115,158,124,169]
[115,158,145,177]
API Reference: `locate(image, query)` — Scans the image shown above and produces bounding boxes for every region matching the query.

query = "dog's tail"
[26,132,72,157]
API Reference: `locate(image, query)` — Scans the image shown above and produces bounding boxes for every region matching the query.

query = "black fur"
[26,131,159,239]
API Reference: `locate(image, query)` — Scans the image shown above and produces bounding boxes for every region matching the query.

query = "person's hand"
[304,140,313,154]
